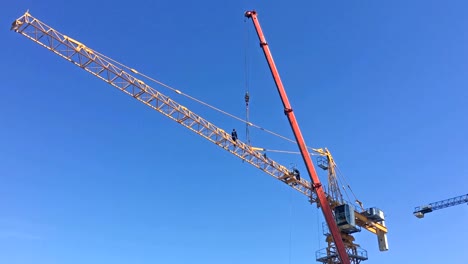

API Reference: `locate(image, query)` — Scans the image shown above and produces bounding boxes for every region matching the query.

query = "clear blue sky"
[1,1,467,263]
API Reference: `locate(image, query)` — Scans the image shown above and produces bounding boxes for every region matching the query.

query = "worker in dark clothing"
[293,168,301,181]
[231,129,238,142]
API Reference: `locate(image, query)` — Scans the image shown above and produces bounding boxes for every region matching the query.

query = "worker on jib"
[231,129,238,142]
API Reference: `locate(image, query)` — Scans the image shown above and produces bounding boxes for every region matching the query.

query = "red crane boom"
[244,10,351,264]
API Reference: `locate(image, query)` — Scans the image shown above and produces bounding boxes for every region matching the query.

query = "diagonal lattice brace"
[11,11,317,201]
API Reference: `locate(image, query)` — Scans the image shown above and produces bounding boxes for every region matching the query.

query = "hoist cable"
[335,163,363,210]
[91,48,320,154]
[244,20,251,145]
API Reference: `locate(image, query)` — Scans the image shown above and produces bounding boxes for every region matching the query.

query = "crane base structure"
[315,236,368,264]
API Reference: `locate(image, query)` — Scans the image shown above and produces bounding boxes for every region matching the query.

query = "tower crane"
[245,11,387,264]
[11,10,388,263]
[414,194,468,218]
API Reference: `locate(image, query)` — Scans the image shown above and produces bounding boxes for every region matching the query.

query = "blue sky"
[1,0,467,263]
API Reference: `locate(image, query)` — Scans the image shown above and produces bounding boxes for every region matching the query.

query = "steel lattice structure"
[11,11,315,198]
[428,194,468,210]
[414,194,468,218]
[11,11,388,262]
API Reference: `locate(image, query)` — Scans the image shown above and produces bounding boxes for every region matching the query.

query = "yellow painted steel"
[11,10,388,254]
[10,10,313,199]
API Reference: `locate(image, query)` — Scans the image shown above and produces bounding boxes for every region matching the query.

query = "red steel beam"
[245,10,350,264]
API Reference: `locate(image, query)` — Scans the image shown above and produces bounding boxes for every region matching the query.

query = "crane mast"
[11,10,388,263]
[244,10,350,264]
[316,148,344,205]
[414,194,468,218]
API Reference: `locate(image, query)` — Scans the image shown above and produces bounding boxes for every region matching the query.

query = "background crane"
[11,10,388,263]
[414,194,468,218]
